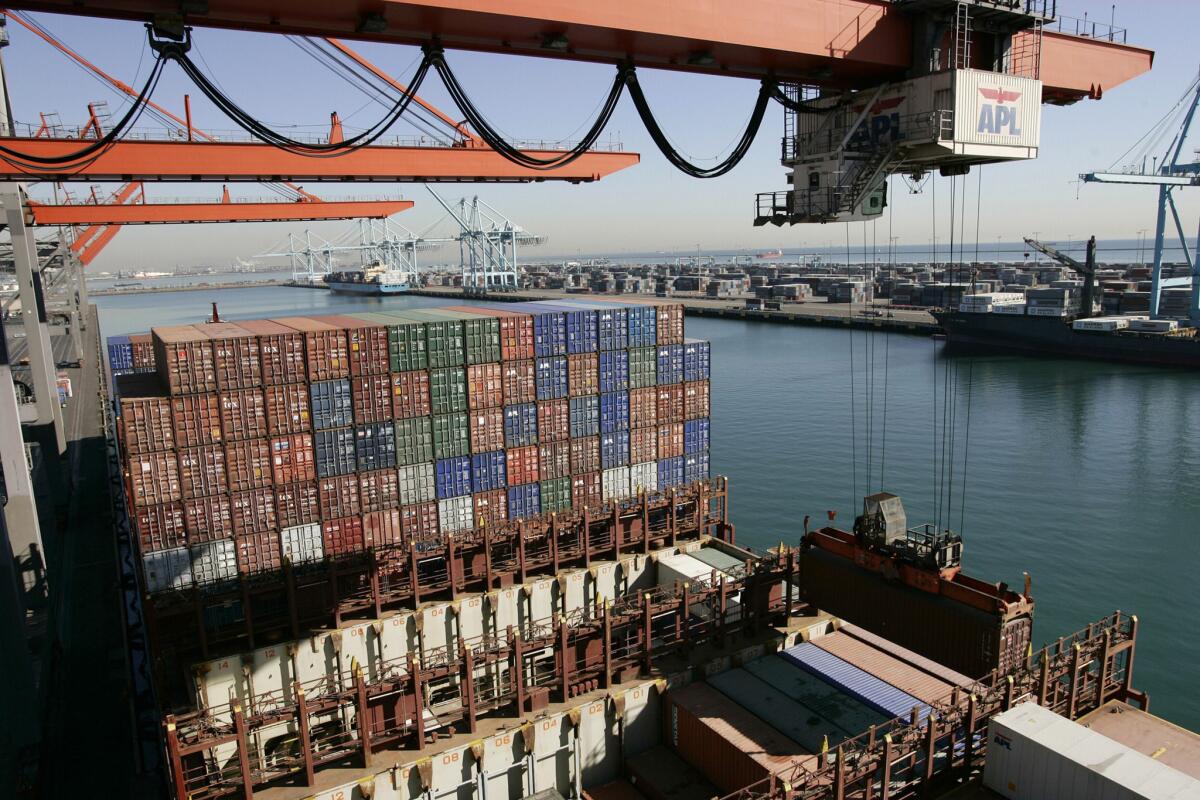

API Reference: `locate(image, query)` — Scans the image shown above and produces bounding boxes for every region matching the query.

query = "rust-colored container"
[447,306,535,361]
[537,398,569,442]
[684,380,710,420]
[571,472,601,510]
[263,383,311,435]
[275,481,320,528]
[469,408,505,453]
[812,631,952,704]
[275,316,349,381]
[352,374,394,424]
[392,370,432,419]
[171,393,222,449]
[184,494,234,542]
[629,387,658,429]
[120,395,174,454]
[205,322,262,390]
[129,333,156,370]
[176,444,228,499]
[231,489,278,534]
[219,388,267,442]
[657,303,685,344]
[237,530,282,575]
[466,362,504,410]
[506,445,539,487]
[657,384,684,424]
[630,427,657,464]
[472,490,508,529]
[135,502,187,552]
[657,423,684,459]
[360,469,400,513]
[270,433,315,484]
[237,319,307,385]
[363,508,403,548]
[400,501,439,543]
[323,515,364,556]
[319,474,361,520]
[225,438,272,492]
[502,360,536,405]
[570,436,601,475]
[839,623,974,689]
[568,353,599,397]
[320,315,389,376]
[128,451,181,506]
[538,441,570,481]
[154,325,217,394]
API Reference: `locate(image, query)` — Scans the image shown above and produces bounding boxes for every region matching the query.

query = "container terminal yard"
[2,2,1199,800]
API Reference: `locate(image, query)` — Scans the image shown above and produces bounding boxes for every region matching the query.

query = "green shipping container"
[403,309,464,368]
[394,416,434,465]
[541,476,572,513]
[629,346,658,389]
[415,308,501,365]
[432,412,470,459]
[354,311,428,372]
[429,367,468,415]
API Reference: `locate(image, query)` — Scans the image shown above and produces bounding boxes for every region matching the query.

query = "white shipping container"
[984,702,1200,800]
[281,523,323,564]
[1073,317,1130,332]
[398,462,435,505]
[994,304,1027,315]
[1130,318,1179,333]
[143,547,193,593]
[958,303,994,313]
[1027,306,1070,317]
[602,466,630,500]
[190,539,238,585]
[630,461,658,494]
[438,495,472,533]
[656,551,722,589]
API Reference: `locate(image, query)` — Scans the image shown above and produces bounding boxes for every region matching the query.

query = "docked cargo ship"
[324,261,412,294]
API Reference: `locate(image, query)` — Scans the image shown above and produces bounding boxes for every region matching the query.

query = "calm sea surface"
[95,286,1200,730]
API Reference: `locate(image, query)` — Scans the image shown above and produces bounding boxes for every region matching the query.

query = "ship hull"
[326,281,410,295]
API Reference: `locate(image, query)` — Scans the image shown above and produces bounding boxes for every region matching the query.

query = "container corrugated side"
[569,395,599,438]
[154,325,217,394]
[280,523,323,564]
[502,360,536,405]
[236,318,307,385]
[392,370,431,419]
[219,388,268,442]
[397,463,435,505]
[781,642,928,722]
[741,655,887,739]
[438,495,472,533]
[537,398,569,442]
[310,379,353,430]
[507,483,541,519]
[538,441,570,481]
[839,622,975,689]
[205,322,262,390]
[432,412,470,459]
[121,395,175,454]
[274,316,349,381]
[707,667,843,755]
[813,630,953,704]
[143,547,193,593]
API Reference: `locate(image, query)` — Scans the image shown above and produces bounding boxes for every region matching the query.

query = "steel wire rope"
[846,224,857,511]
[930,175,940,527]
[879,175,893,491]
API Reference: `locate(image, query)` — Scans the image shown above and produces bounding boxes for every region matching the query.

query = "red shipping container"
[184,494,234,542]
[135,502,187,552]
[657,423,684,459]
[275,316,349,381]
[568,353,598,397]
[506,446,539,487]
[231,489,278,534]
[363,508,403,548]
[129,333,156,370]
[447,306,534,361]
[629,388,658,429]
[656,384,684,424]
[225,438,273,492]
[400,501,439,543]
[237,530,282,575]
[537,399,569,442]
[320,315,390,376]
[177,444,228,499]
[466,362,503,410]
[120,395,174,454]
[322,515,364,556]
[502,360,536,405]
[128,451,181,506]
[360,469,401,513]
[275,481,320,528]
[219,388,267,441]
[171,393,222,448]
[473,490,508,529]
[271,433,315,484]
[264,383,311,435]
[352,374,394,424]
[570,437,601,475]
[205,323,262,390]
[658,304,685,344]
[571,472,601,510]
[539,441,570,481]
[630,427,657,464]
[392,370,432,419]
[684,381,710,420]
[154,325,217,394]
[469,408,505,452]
[319,474,361,520]
[237,319,307,385]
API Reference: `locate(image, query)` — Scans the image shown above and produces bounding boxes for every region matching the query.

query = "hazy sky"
[5,1,1199,269]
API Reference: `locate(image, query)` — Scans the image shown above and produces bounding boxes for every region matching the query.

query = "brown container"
[400,501,439,543]
[571,472,601,510]
[838,622,975,689]
[319,474,362,520]
[657,423,684,459]
[538,441,570,481]
[275,316,349,381]
[363,508,403,548]
[128,451,181,506]
[568,353,599,397]
[323,516,364,556]
[352,374,394,424]
[270,433,316,484]
[657,303,684,344]
[447,306,534,361]
[129,333,156,370]
[135,502,187,552]
[812,631,952,704]
[184,494,234,542]
[170,393,223,449]
[537,398,569,442]
[360,469,401,513]
[231,489,278,534]
[237,530,282,575]
[630,427,657,464]
[466,362,504,410]
[219,388,267,442]
[506,445,539,487]
[570,437,601,475]
[502,360,536,405]
[225,438,273,492]
[684,380,710,420]
[205,322,262,390]
[153,325,217,394]
[629,388,658,429]
[176,444,228,499]
[473,490,508,529]
[656,384,684,424]
[320,315,389,376]
[120,395,174,454]
[275,481,320,528]
[392,370,432,419]
[469,408,505,453]
[264,384,311,435]
[237,318,307,385]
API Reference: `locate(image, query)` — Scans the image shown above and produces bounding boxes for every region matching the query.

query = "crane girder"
[26,198,415,225]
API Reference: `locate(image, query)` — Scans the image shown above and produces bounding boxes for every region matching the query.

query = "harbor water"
[95,286,1200,731]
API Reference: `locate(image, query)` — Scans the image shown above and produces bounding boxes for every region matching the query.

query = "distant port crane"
[425,187,546,293]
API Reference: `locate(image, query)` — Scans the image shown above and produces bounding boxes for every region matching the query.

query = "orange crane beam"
[3,0,1152,100]
[26,198,415,224]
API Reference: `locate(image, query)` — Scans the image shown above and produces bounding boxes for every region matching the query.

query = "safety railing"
[1050,12,1127,42]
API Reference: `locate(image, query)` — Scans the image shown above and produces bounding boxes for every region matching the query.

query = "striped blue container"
[522,301,598,353]
[626,305,658,348]
[507,483,541,519]
[658,456,684,488]
[470,450,507,493]
[311,379,353,430]
[657,345,684,385]
[683,450,709,483]
[683,339,711,382]
[435,456,473,499]
[498,303,567,356]
[598,350,630,393]
[684,418,710,454]
[568,395,599,438]
[535,356,568,400]
[600,430,630,469]
[599,391,629,433]
[503,403,539,447]
[107,335,134,373]
[780,642,930,722]
[314,428,357,478]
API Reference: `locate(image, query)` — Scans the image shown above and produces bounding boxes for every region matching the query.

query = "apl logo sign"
[847,96,907,148]
[977,88,1023,136]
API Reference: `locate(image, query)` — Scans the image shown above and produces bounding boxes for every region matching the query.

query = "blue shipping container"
[598,350,630,393]
[684,418,710,454]
[596,308,629,351]
[626,305,658,348]
[568,395,599,438]
[470,450,507,493]
[107,335,134,372]
[599,391,629,433]
[562,306,598,353]
[507,483,541,520]
[600,430,630,469]
[532,311,567,357]
[683,339,711,382]
[503,403,539,447]
[314,428,357,478]
[683,450,709,483]
[435,456,473,499]
[311,379,353,429]
[356,422,397,471]
[780,642,930,722]
[658,456,684,488]
[657,345,684,385]
[535,356,568,400]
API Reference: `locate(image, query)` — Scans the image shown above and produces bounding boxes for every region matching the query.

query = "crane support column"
[0,327,45,568]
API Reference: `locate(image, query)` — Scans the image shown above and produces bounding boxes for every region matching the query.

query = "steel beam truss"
[426,188,546,293]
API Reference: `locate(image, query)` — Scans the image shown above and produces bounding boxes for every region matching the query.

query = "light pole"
[1137,228,1148,265]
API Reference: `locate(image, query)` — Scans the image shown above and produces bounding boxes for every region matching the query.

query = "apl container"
[569,395,599,438]
[600,391,629,433]
[599,350,630,393]
[600,430,630,470]
[504,403,539,448]
[683,339,711,382]
[657,344,684,385]
[658,456,684,489]
[470,450,507,493]
[507,483,541,520]
[435,456,472,499]
[535,356,569,400]
[684,419,710,454]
